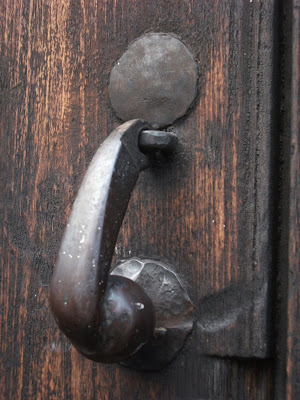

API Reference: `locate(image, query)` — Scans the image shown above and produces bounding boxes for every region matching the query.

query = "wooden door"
[0,0,299,399]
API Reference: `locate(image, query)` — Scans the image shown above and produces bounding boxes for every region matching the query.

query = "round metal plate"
[111,258,194,370]
[108,33,198,129]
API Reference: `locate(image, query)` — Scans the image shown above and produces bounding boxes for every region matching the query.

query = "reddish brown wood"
[0,0,286,399]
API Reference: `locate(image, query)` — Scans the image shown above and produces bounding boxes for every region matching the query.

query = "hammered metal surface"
[108,33,198,129]
[111,258,194,370]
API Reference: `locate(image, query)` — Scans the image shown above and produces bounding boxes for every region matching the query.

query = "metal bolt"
[139,130,178,153]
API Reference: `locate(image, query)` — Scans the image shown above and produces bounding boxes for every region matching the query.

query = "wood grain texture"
[286,2,300,396]
[275,0,300,399]
[0,0,280,399]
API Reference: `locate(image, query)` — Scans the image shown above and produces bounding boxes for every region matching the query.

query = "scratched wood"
[0,0,286,399]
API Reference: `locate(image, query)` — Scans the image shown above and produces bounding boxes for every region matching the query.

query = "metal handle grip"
[50,120,176,363]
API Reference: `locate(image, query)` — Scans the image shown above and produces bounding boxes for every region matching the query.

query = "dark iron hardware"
[109,33,198,129]
[50,120,184,364]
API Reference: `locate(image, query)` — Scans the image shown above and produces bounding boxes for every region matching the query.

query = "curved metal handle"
[50,120,176,363]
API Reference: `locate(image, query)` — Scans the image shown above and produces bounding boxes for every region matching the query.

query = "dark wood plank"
[285,3,300,397]
[275,0,300,399]
[0,0,279,399]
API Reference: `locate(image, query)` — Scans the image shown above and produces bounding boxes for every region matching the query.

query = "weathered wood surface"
[285,2,300,397]
[275,0,300,399]
[0,0,282,399]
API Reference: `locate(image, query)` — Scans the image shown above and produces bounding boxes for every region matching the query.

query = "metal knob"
[50,120,177,363]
